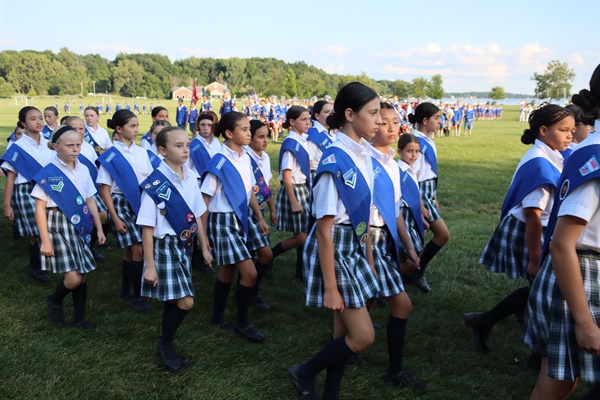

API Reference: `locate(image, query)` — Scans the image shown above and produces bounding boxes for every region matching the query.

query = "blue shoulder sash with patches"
[418,137,438,177]
[399,167,425,242]
[190,139,212,176]
[542,144,600,260]
[41,125,53,140]
[250,156,271,212]
[84,128,103,156]
[500,157,560,219]
[1,144,43,182]
[78,154,98,185]
[279,137,311,187]
[202,154,249,235]
[372,158,400,265]
[141,131,153,146]
[147,150,161,169]
[559,148,573,160]
[32,164,93,244]
[140,169,198,254]
[97,147,141,214]
[314,147,371,255]
[306,127,333,151]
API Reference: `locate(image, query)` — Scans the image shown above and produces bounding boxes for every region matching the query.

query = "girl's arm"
[523,207,543,277]
[266,196,278,226]
[365,225,376,275]
[396,214,419,269]
[86,196,106,245]
[201,193,211,239]
[100,184,127,234]
[317,215,344,313]
[141,226,157,287]
[35,198,53,257]
[282,169,302,213]
[550,216,600,356]
[249,192,269,235]
[195,216,213,266]
[3,170,16,220]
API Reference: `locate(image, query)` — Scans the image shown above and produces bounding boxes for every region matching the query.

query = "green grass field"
[0,97,592,399]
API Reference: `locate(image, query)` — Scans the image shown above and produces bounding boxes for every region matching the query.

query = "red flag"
[192,80,198,103]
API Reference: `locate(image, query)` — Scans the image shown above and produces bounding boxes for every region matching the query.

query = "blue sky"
[1,0,598,94]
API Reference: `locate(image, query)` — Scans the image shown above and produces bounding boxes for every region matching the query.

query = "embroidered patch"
[355,222,366,236]
[343,168,357,189]
[295,142,300,152]
[152,179,160,186]
[89,215,94,225]
[105,152,115,163]
[160,208,167,215]
[253,185,259,194]
[579,156,599,177]
[359,233,368,247]
[421,144,428,154]
[373,165,381,178]
[180,229,191,241]
[216,157,226,170]
[82,206,89,215]
[49,177,64,192]
[144,183,151,189]
[11,152,19,162]
[259,201,267,209]
[560,179,570,200]
[85,234,91,244]
[322,154,336,165]
[190,223,198,234]
[157,182,171,201]
[75,195,84,205]
[71,214,81,224]
[40,179,46,184]
[186,212,195,223]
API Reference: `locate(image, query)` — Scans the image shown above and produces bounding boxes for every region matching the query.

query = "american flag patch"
[579,156,599,177]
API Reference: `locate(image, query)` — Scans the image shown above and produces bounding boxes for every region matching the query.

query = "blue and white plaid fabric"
[275,183,310,233]
[371,226,404,298]
[207,212,251,266]
[12,183,38,236]
[419,178,441,222]
[111,193,142,248]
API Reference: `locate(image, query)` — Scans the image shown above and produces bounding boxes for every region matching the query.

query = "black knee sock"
[130,260,144,298]
[211,279,231,323]
[387,316,408,375]
[323,362,347,400]
[161,302,190,347]
[121,260,132,298]
[418,240,443,276]
[253,261,267,297]
[295,245,304,281]
[52,281,72,304]
[271,242,286,259]
[302,336,356,378]
[581,383,600,400]
[235,282,253,326]
[29,243,41,271]
[72,281,87,324]
[482,286,529,333]
[91,228,98,249]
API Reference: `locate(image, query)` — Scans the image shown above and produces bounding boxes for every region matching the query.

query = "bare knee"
[130,244,143,261]
[389,292,413,319]
[347,326,375,353]
[177,296,194,311]
[257,246,273,265]
[63,272,84,289]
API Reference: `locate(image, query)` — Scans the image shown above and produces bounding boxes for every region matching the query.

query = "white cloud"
[0,32,16,46]
[323,45,349,57]
[515,43,552,68]
[424,43,441,54]
[570,53,585,66]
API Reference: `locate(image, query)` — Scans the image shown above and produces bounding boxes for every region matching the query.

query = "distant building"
[204,82,227,100]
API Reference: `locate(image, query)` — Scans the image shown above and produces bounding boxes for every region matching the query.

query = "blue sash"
[279,137,311,188]
[500,157,560,219]
[306,127,333,150]
[372,158,400,265]
[7,131,17,143]
[147,150,161,169]
[78,154,98,185]
[32,164,94,244]
[542,144,600,259]
[399,167,425,242]
[417,137,438,177]
[202,154,249,235]
[1,144,43,182]
[190,139,212,176]
[140,169,199,254]
[559,148,573,160]
[141,131,153,147]
[250,156,271,212]
[97,147,141,214]
[314,147,371,255]
[84,128,103,156]
[41,125,53,140]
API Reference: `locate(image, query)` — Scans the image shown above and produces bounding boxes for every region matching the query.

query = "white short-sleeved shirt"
[311,132,374,224]
[140,133,152,151]
[1,134,54,184]
[201,144,255,213]
[279,131,315,184]
[306,121,333,172]
[31,154,97,207]
[85,124,112,151]
[80,140,98,164]
[136,162,206,239]
[370,146,402,227]
[186,135,222,178]
[508,139,564,225]
[6,139,16,150]
[246,146,273,185]
[412,129,438,182]
[96,140,153,194]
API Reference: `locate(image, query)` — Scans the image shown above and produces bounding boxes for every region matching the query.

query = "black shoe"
[129,297,151,312]
[47,295,65,326]
[346,354,371,367]
[251,295,270,311]
[233,322,265,343]
[98,243,111,250]
[156,339,183,372]
[179,358,196,368]
[29,267,50,282]
[413,276,431,294]
[287,365,318,400]
[384,370,427,390]
[91,248,105,263]
[75,320,95,330]
[463,312,490,352]
[209,319,234,331]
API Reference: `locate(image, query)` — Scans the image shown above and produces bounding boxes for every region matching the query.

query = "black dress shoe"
[29,267,50,282]
[47,295,65,326]
[413,276,431,294]
[130,297,151,312]
[233,322,265,343]
[156,339,183,372]
[384,369,427,390]
[91,248,105,263]
[251,295,270,311]
[287,365,318,400]
[463,312,490,352]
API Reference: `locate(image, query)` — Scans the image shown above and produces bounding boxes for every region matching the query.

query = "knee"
[178,296,194,311]
[348,327,375,353]
[64,273,84,289]
[131,244,143,261]
[434,227,450,246]
[99,211,108,225]
[258,247,273,264]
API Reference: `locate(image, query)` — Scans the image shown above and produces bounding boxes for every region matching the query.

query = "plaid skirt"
[400,205,424,254]
[275,182,310,233]
[141,235,194,301]
[93,192,107,213]
[371,226,404,298]
[303,224,380,309]
[480,214,535,279]
[12,183,38,237]
[40,209,96,274]
[246,207,270,252]
[207,212,251,266]
[419,179,441,222]
[525,252,600,382]
[111,193,142,248]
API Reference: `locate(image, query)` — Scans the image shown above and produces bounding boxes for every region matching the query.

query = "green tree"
[392,79,410,98]
[426,74,444,99]
[113,58,145,97]
[410,77,428,98]
[0,77,15,97]
[297,72,326,98]
[285,68,297,98]
[489,86,506,100]
[532,60,575,100]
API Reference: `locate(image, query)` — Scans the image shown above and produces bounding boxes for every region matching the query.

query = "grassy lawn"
[0,97,592,399]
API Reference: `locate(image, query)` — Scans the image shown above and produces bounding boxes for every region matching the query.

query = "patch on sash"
[71,214,81,224]
[359,233,368,247]
[10,151,18,162]
[373,165,381,179]
[186,212,195,223]
[85,234,91,244]
[355,221,366,236]
[105,152,115,163]
[157,182,171,201]
[144,183,151,189]
[216,157,226,170]
[180,229,191,241]
[320,139,329,148]
[153,180,160,186]
[560,179,570,200]
[49,177,64,192]
[343,168,357,189]
[76,195,84,205]
[421,144,428,154]
[82,206,89,215]
[579,156,599,177]
[322,154,336,165]
[295,142,300,152]
[40,179,46,184]
[190,223,198,234]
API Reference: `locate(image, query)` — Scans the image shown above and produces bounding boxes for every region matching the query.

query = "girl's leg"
[158,296,195,371]
[29,236,49,282]
[48,270,84,326]
[210,265,235,327]
[121,247,133,299]
[72,273,93,329]
[252,246,273,311]
[129,243,150,312]
[530,358,577,400]
[412,218,450,292]
[234,259,264,342]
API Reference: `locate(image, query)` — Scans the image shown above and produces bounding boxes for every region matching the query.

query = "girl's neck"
[26,131,41,144]
[372,142,390,154]
[249,146,262,157]
[400,158,414,168]
[59,156,76,171]
[165,159,184,180]
[340,125,362,144]
[49,122,58,129]
[89,122,98,130]
[416,126,432,137]
[226,141,243,155]
[121,137,134,147]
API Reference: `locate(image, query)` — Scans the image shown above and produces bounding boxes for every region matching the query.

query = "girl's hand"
[4,206,14,221]
[526,260,540,278]
[40,242,54,257]
[421,205,430,220]
[423,219,430,230]
[114,217,128,234]
[323,289,345,313]
[291,201,303,214]
[144,265,158,287]
[270,210,279,226]
[406,248,420,270]
[575,321,600,356]
[202,249,213,266]
[96,231,106,246]
[258,219,269,236]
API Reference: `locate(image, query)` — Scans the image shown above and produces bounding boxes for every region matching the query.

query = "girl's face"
[116,117,139,142]
[44,110,58,126]
[159,130,189,166]
[84,110,99,127]
[151,125,166,143]
[422,112,441,134]
[374,108,400,147]
[54,131,82,163]
[348,98,381,142]
[23,110,44,134]
[539,116,574,151]
[68,120,86,139]
[315,103,333,128]
[250,126,269,153]
[399,141,420,166]
[573,122,594,144]
[14,126,25,140]
[153,109,169,121]
[290,111,311,134]
[226,118,251,147]
[198,119,213,139]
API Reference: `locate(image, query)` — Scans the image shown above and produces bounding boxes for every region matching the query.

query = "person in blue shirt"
[188,101,199,138]
[220,89,235,117]
[176,98,188,131]
[464,104,476,136]
[201,95,212,112]
[79,103,84,115]
[116,103,122,111]
[106,103,112,115]
[125,102,131,111]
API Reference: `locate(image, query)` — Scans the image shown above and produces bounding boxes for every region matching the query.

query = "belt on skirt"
[577,249,600,257]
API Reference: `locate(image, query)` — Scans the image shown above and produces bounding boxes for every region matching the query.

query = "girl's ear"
[539,125,547,137]
[157,145,167,157]
[116,126,123,134]
[224,129,233,140]
[344,107,354,123]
